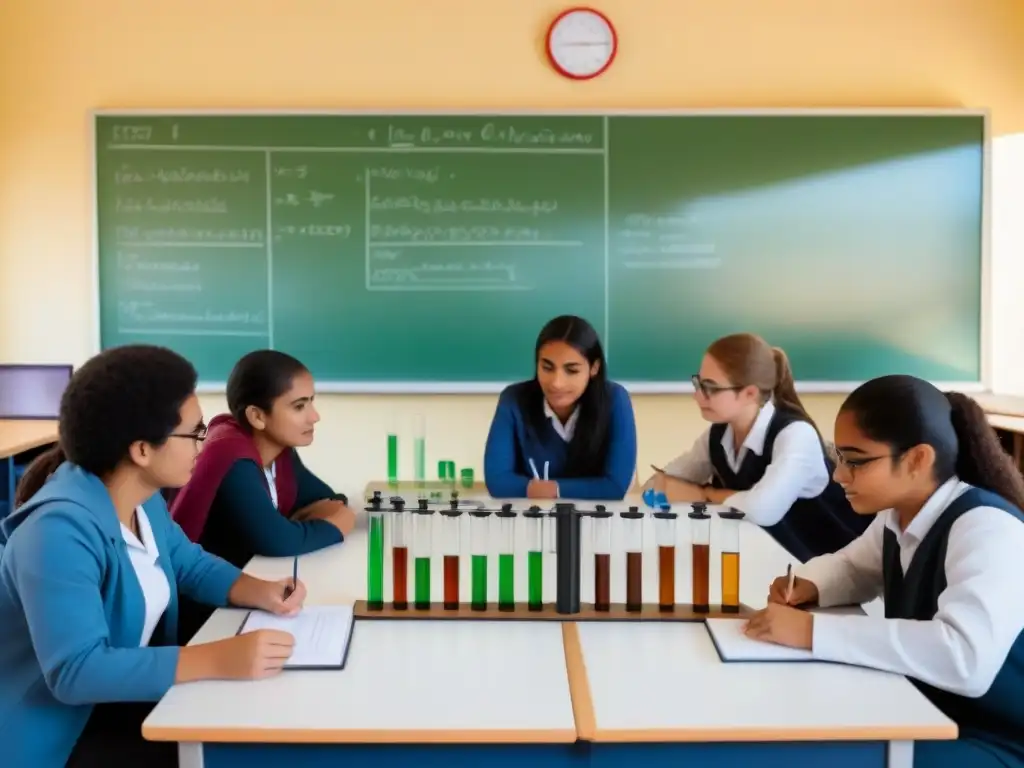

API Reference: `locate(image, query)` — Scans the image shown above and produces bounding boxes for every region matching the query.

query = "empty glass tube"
[523,506,545,611]
[688,503,711,612]
[413,498,434,609]
[653,504,678,612]
[390,497,410,610]
[591,505,613,611]
[718,508,745,612]
[497,503,517,611]
[440,500,463,610]
[620,506,645,612]
[469,508,492,610]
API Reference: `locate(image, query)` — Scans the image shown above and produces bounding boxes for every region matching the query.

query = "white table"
[575,621,955,767]
[145,495,954,768]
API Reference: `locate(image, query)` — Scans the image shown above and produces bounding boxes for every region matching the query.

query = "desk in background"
[0,420,59,518]
[144,495,956,768]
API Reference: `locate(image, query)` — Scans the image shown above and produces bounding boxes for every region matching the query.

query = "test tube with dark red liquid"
[620,506,644,612]
[390,497,410,610]
[590,505,613,611]
[654,504,677,612]
[688,502,711,613]
[718,508,745,613]
[440,499,463,610]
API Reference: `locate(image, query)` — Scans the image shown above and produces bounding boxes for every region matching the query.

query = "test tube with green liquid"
[387,417,399,488]
[413,414,426,492]
[523,506,545,611]
[496,503,517,611]
[469,508,492,610]
[413,498,435,609]
[366,492,385,610]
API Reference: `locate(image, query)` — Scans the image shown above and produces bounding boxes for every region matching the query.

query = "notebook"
[237,604,355,670]
[705,605,865,663]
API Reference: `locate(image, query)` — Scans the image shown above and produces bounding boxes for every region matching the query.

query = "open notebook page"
[239,604,354,669]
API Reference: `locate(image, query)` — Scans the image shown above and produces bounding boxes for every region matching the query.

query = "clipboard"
[237,605,355,670]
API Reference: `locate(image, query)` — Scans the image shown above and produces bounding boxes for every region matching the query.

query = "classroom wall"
[2,0,1023,499]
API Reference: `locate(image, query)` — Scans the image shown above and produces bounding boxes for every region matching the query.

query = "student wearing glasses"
[642,333,869,561]
[751,375,1024,767]
[170,350,356,642]
[0,345,306,767]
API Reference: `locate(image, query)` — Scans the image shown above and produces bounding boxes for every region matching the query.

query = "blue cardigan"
[0,463,242,767]
[483,380,637,500]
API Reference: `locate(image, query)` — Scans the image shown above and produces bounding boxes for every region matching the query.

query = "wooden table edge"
[142,725,579,744]
[586,723,959,743]
[561,622,596,740]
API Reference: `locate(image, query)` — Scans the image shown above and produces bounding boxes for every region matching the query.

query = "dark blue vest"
[709,407,871,562]
[883,486,1024,762]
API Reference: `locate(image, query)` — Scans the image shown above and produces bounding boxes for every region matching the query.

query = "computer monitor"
[0,364,73,419]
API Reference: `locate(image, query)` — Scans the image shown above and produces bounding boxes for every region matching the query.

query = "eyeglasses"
[168,427,208,445]
[691,374,744,399]
[833,450,895,472]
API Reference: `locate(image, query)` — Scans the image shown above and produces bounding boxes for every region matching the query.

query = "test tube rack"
[357,494,753,622]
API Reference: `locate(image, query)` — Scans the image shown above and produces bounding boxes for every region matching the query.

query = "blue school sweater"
[483,380,637,500]
[0,463,242,767]
[883,487,1024,765]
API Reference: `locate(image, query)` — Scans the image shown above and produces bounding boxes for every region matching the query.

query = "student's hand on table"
[662,477,706,502]
[325,505,357,536]
[220,629,296,680]
[229,573,307,615]
[527,479,559,499]
[744,603,814,650]
[768,574,819,607]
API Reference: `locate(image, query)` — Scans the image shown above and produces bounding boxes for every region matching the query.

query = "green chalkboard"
[93,110,986,391]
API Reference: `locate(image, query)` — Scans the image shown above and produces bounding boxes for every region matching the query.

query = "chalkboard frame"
[90,107,991,395]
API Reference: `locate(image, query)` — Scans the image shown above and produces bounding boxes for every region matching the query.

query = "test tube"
[590,505,613,612]
[413,414,426,491]
[469,508,492,610]
[654,504,678,612]
[390,497,410,610]
[688,502,711,613]
[523,506,545,610]
[718,508,745,613]
[460,467,475,489]
[496,503,517,611]
[366,493,385,610]
[620,506,645,612]
[387,424,399,488]
[440,500,463,610]
[413,498,435,609]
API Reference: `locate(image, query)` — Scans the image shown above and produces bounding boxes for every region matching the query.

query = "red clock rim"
[545,6,618,81]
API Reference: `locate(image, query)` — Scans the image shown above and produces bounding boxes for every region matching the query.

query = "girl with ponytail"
[642,332,869,561]
[754,375,1024,767]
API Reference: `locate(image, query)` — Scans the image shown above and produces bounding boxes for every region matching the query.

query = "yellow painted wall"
[2,0,1023,498]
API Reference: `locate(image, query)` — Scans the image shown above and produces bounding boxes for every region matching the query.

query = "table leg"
[887,740,913,768]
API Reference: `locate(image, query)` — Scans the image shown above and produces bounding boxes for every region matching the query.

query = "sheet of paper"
[239,604,354,669]
[705,618,815,662]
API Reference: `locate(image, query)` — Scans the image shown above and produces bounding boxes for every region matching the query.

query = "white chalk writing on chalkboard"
[115,226,264,245]
[366,166,441,184]
[273,191,335,208]
[369,196,558,216]
[275,224,353,239]
[367,225,546,242]
[115,197,228,214]
[114,165,251,185]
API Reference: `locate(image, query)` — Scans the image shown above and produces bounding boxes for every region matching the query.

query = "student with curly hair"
[0,345,309,768]
[170,349,355,641]
[751,375,1024,767]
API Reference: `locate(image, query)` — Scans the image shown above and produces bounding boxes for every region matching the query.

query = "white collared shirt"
[800,477,1024,698]
[120,505,171,647]
[660,400,829,526]
[543,399,579,443]
[265,462,278,508]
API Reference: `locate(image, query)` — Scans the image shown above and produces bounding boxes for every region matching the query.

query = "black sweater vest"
[709,408,871,561]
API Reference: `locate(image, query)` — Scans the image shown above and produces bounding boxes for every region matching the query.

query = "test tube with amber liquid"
[620,506,644,612]
[653,504,678,612]
[440,499,463,610]
[523,506,545,610]
[688,503,711,613]
[591,505,613,611]
[496,504,517,611]
[718,508,745,612]
[413,499,435,610]
[390,497,410,610]
[469,508,492,610]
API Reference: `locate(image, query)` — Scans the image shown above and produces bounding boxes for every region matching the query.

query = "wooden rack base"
[354,600,753,621]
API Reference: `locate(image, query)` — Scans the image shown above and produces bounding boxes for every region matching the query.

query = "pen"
[284,556,298,599]
[529,458,540,480]
[785,563,794,604]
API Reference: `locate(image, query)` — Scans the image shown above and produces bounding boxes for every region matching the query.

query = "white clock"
[545,7,618,81]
